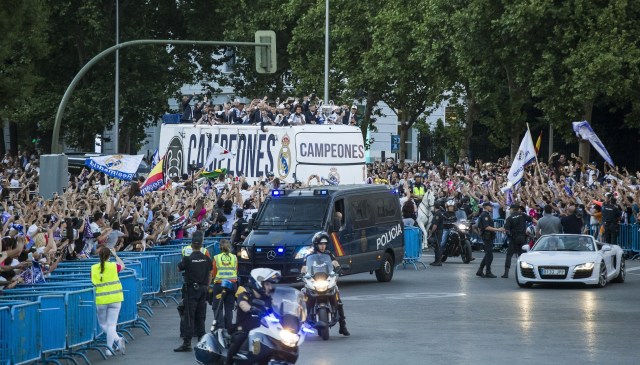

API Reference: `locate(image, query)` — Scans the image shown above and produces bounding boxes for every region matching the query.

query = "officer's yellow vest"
[214,252,237,281]
[182,245,209,257]
[413,185,425,198]
[91,262,124,305]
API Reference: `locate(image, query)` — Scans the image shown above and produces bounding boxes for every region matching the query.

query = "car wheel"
[516,271,532,288]
[375,253,394,282]
[613,257,625,283]
[595,261,607,288]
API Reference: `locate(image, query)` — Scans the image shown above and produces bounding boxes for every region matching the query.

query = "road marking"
[626,266,640,273]
[342,292,466,301]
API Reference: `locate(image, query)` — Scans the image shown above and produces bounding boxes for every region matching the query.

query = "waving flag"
[572,121,614,166]
[151,148,160,169]
[85,154,143,181]
[506,129,536,190]
[204,143,233,170]
[140,156,165,194]
[534,131,542,155]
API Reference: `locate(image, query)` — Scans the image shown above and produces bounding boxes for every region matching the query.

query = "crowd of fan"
[2,147,638,289]
[180,93,360,129]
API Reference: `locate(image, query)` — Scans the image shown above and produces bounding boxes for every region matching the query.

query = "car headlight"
[294,246,314,260]
[575,262,595,270]
[239,248,250,260]
[520,261,533,269]
[280,329,299,347]
[313,280,329,292]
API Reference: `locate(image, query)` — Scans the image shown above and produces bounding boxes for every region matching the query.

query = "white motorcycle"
[301,253,340,341]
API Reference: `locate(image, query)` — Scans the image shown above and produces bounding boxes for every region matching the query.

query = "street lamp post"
[114,0,119,153]
[324,0,329,104]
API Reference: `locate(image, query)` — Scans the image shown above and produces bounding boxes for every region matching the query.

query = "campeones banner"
[158,125,366,183]
[85,154,144,181]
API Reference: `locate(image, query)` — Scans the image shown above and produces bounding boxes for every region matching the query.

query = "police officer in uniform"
[601,194,621,244]
[175,231,213,352]
[412,173,427,205]
[210,240,237,332]
[178,240,210,340]
[502,204,537,278]
[429,199,446,266]
[230,208,248,252]
[476,202,504,278]
[301,232,350,336]
[225,268,280,365]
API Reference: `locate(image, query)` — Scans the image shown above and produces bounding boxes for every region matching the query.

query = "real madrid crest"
[278,133,291,179]
[327,167,340,185]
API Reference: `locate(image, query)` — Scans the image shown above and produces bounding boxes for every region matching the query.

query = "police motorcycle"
[195,285,312,365]
[441,209,474,264]
[301,253,340,341]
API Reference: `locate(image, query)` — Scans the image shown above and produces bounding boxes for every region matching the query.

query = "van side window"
[375,196,399,223]
[333,200,345,229]
[350,199,372,229]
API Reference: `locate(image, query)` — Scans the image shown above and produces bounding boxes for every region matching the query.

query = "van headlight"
[280,329,299,347]
[294,246,314,260]
[575,262,594,270]
[239,248,250,260]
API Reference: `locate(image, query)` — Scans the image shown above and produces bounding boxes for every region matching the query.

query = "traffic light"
[255,30,277,74]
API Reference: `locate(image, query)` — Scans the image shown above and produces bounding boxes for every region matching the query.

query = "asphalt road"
[90,253,640,365]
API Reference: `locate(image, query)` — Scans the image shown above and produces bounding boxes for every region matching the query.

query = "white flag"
[572,121,614,166]
[506,129,536,190]
[204,143,233,170]
[85,154,144,181]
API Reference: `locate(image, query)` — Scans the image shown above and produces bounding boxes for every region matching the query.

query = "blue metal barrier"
[0,300,41,364]
[397,226,426,270]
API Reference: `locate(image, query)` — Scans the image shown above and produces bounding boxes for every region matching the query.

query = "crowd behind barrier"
[0,237,225,365]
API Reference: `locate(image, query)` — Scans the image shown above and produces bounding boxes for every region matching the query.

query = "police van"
[237,184,404,282]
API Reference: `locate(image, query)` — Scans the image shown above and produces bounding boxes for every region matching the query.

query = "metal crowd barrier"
[0,300,41,365]
[397,226,427,270]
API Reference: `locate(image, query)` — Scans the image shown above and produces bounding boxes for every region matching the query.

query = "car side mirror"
[521,245,530,252]
[601,245,612,252]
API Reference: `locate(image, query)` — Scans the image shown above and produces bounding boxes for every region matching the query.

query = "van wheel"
[375,253,394,282]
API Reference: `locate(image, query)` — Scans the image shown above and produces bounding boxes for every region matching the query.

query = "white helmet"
[445,199,456,208]
[249,268,281,296]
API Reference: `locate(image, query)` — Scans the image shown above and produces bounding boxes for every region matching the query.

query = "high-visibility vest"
[182,245,209,257]
[413,185,426,198]
[214,252,237,281]
[91,262,124,305]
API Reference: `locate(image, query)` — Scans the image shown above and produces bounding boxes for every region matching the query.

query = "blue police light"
[271,189,285,197]
[314,189,328,196]
[256,248,263,252]
[277,247,284,254]
[392,188,399,195]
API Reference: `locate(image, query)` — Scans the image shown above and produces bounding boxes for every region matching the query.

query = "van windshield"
[255,197,328,229]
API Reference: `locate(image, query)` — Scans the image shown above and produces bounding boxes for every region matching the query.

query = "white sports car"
[516,234,626,288]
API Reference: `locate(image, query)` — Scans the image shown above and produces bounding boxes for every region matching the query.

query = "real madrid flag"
[506,129,536,190]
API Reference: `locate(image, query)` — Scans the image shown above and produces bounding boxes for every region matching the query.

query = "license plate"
[542,269,565,275]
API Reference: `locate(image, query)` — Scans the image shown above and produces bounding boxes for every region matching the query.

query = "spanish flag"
[140,156,165,194]
[534,131,543,155]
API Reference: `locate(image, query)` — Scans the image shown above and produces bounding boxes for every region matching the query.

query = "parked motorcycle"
[301,253,340,341]
[195,286,312,365]
[441,211,474,264]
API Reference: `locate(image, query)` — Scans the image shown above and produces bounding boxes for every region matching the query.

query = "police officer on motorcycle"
[300,232,350,336]
[440,199,458,250]
[225,268,280,365]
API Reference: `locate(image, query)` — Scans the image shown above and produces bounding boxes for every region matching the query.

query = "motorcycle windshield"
[271,286,307,323]
[305,254,334,277]
[455,210,467,222]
